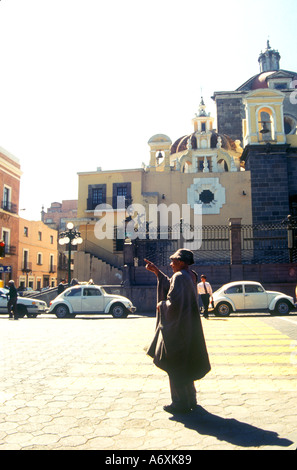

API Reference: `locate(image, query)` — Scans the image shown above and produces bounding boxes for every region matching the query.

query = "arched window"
[217,159,229,172]
[155,151,164,165]
[257,108,275,142]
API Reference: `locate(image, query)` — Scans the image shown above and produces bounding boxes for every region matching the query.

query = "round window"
[199,190,214,204]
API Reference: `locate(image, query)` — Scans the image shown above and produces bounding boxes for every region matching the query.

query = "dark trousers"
[168,375,197,410]
[8,299,17,318]
[200,293,210,317]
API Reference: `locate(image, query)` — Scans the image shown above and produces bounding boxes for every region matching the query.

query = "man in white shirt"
[198,275,212,319]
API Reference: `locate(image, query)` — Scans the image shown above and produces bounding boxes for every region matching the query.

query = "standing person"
[57,279,66,295]
[7,280,18,320]
[198,275,213,319]
[145,249,211,414]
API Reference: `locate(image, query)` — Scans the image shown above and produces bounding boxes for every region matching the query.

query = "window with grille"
[87,184,106,210]
[92,188,104,205]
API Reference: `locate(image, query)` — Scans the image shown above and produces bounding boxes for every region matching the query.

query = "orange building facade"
[18,218,58,290]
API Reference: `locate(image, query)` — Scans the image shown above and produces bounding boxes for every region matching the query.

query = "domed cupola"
[258,40,281,73]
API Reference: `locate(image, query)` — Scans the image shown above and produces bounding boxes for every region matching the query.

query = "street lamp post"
[58,222,83,286]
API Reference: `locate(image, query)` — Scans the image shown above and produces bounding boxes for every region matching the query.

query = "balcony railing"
[58,261,68,270]
[87,196,133,211]
[4,245,16,255]
[49,265,56,273]
[21,261,32,272]
[1,201,18,214]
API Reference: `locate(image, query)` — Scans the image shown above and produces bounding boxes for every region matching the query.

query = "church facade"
[74,43,297,284]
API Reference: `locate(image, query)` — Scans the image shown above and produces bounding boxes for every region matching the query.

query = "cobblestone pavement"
[0,313,296,451]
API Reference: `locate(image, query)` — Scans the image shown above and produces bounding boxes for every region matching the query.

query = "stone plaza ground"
[0,312,296,451]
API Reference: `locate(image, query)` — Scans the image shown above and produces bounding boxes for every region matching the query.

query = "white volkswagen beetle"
[0,288,47,318]
[48,284,136,318]
[210,281,295,317]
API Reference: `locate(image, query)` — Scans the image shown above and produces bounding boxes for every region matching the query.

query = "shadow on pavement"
[170,406,294,449]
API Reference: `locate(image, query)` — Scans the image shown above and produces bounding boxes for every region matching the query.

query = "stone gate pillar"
[229,218,242,265]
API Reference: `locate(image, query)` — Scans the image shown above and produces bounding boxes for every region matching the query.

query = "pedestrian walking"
[7,280,18,320]
[198,274,213,319]
[145,249,211,414]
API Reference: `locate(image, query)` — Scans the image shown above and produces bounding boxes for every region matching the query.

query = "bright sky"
[0,0,296,220]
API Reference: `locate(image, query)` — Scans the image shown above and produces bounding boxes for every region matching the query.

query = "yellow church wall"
[76,164,252,267]
[77,169,144,259]
[78,167,252,228]
[77,169,143,218]
[287,134,297,147]
[142,170,252,226]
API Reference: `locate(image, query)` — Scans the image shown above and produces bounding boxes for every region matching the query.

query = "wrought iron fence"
[132,221,296,266]
[133,224,230,266]
[241,223,297,264]
[195,225,230,265]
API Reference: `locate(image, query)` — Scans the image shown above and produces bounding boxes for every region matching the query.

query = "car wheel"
[110,303,128,318]
[17,305,27,318]
[273,300,291,316]
[215,302,232,317]
[55,304,70,318]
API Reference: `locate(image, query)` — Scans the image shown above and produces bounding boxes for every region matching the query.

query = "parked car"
[48,284,136,318]
[210,281,295,317]
[17,286,40,296]
[18,287,40,297]
[0,289,47,318]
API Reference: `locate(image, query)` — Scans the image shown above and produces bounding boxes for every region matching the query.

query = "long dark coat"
[147,269,211,383]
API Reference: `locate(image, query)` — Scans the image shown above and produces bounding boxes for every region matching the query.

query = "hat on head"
[170,249,194,265]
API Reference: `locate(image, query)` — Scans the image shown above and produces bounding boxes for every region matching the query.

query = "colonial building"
[18,218,58,290]
[41,200,78,282]
[41,200,78,230]
[75,100,251,282]
[74,43,297,287]
[0,146,22,286]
